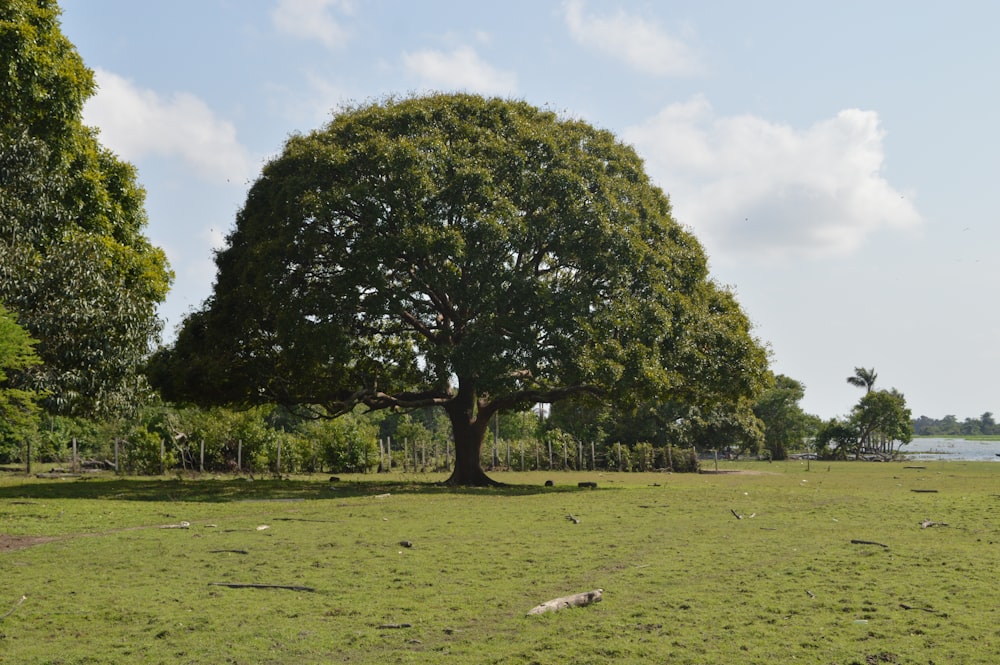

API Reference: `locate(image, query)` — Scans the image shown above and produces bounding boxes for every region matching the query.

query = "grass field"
[1,461,998,664]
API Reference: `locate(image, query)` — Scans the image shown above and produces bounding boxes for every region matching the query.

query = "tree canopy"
[153,93,769,485]
[0,0,172,418]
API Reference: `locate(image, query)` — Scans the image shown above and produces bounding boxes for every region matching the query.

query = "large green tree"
[0,0,172,417]
[153,93,769,485]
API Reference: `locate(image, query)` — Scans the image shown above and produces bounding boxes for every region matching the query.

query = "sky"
[57,1,1000,421]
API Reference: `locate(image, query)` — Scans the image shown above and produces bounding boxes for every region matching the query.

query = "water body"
[903,437,1000,461]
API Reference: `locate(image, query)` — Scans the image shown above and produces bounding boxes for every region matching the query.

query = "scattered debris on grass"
[527,589,603,615]
[920,520,949,529]
[160,521,190,529]
[566,514,580,524]
[209,549,249,555]
[378,623,412,629]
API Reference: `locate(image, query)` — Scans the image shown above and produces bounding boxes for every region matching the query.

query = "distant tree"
[151,93,769,486]
[814,418,859,460]
[980,412,996,436]
[851,389,912,458]
[846,367,878,393]
[0,0,172,418]
[753,374,818,460]
[686,398,765,457]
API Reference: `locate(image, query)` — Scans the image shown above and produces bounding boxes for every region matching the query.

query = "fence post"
[276,436,283,476]
[237,439,242,473]
[200,439,205,473]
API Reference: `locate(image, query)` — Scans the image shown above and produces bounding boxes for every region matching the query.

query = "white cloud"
[272,0,354,49]
[563,0,704,77]
[624,96,922,259]
[83,68,256,184]
[403,46,517,95]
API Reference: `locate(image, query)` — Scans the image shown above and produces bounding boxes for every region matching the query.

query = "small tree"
[851,389,912,457]
[0,304,42,459]
[753,375,817,460]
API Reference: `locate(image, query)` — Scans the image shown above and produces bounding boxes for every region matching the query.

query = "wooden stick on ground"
[527,589,603,615]
[209,583,315,592]
[0,595,26,622]
[850,539,889,548]
[900,603,939,614]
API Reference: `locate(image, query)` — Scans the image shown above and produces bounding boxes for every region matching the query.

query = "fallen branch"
[0,595,26,621]
[911,489,938,493]
[851,539,889,549]
[920,520,949,529]
[527,589,603,615]
[730,509,743,520]
[378,623,412,629]
[566,514,580,524]
[160,521,190,529]
[209,549,249,554]
[900,603,939,614]
[208,583,314,592]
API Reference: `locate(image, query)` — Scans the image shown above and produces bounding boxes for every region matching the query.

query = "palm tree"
[846,367,877,393]
[847,367,878,454]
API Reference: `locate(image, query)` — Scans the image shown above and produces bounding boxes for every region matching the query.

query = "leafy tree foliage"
[0,303,42,453]
[815,387,912,459]
[846,367,877,393]
[913,412,999,436]
[0,0,172,418]
[752,374,818,460]
[153,93,769,485]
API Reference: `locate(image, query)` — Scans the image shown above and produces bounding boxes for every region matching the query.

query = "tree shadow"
[0,476,585,502]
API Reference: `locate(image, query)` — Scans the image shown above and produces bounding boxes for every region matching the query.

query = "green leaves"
[162,93,769,466]
[0,1,172,418]
[0,303,43,444]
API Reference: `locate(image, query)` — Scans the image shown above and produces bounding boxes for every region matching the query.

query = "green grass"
[1,462,999,663]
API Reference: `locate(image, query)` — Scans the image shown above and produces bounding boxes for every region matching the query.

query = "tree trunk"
[443,382,501,486]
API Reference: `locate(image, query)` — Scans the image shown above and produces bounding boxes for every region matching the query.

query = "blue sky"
[58,1,1000,421]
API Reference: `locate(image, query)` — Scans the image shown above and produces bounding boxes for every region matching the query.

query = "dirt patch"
[0,534,61,552]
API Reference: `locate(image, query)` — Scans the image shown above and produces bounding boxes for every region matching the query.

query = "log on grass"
[527,589,603,615]
[209,583,315,592]
[850,539,889,548]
